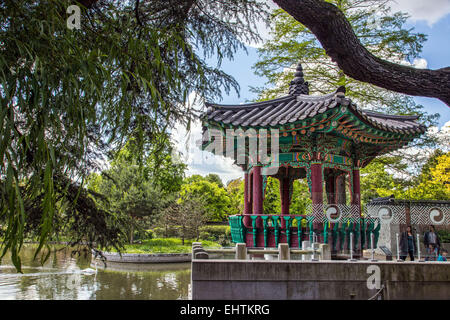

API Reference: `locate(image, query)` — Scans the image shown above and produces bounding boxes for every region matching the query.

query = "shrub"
[217,234,232,247]
[437,229,450,243]
[199,225,230,241]
[199,231,213,241]
[152,227,165,238]
[152,226,180,238]
[144,229,155,240]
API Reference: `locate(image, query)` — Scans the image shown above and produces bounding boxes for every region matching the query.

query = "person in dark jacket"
[424,225,441,261]
[399,225,416,261]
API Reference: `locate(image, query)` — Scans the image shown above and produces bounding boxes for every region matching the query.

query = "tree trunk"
[129,223,134,244]
[273,0,450,105]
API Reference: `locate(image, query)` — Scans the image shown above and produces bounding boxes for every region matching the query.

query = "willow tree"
[0,0,268,270]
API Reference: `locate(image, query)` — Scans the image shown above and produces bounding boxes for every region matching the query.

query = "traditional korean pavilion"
[200,63,426,257]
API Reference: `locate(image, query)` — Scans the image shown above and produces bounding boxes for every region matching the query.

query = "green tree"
[414,149,446,185]
[87,140,186,243]
[0,0,267,268]
[253,1,442,186]
[396,152,450,200]
[226,178,244,215]
[252,2,439,148]
[360,157,402,204]
[290,180,312,214]
[272,0,450,104]
[205,174,225,189]
[360,152,450,202]
[179,176,233,221]
[263,177,281,214]
[161,196,208,245]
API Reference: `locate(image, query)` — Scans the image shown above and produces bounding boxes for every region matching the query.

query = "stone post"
[278,243,290,260]
[235,243,247,260]
[319,243,331,260]
[302,241,311,261]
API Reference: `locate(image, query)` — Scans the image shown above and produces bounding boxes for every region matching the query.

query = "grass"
[108,238,221,254]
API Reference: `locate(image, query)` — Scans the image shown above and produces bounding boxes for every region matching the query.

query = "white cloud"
[389,0,450,25]
[398,57,429,69]
[170,92,243,184]
[247,0,450,48]
[171,119,243,184]
[412,58,428,69]
[431,120,450,150]
[388,120,450,178]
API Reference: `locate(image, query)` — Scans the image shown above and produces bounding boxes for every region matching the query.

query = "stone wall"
[93,251,192,263]
[191,259,450,300]
[376,224,450,258]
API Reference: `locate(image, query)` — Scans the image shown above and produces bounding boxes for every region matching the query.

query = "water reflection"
[0,245,191,300]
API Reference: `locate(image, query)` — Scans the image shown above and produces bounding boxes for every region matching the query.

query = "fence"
[191,242,330,261]
[228,202,450,259]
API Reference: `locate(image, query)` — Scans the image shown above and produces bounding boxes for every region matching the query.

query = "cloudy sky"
[173,0,450,185]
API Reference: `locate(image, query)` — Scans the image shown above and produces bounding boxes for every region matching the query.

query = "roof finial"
[289,62,309,95]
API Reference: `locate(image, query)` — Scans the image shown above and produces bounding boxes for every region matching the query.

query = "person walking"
[399,225,416,261]
[424,225,441,261]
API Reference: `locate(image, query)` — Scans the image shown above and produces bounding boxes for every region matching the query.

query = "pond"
[0,245,191,300]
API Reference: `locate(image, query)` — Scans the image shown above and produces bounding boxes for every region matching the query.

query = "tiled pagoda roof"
[203,63,426,136]
[204,92,426,135]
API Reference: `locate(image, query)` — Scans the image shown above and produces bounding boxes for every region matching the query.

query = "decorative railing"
[228,213,380,252]
[229,202,450,252]
[192,242,326,261]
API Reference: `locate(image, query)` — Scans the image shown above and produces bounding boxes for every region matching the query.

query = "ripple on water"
[0,245,192,300]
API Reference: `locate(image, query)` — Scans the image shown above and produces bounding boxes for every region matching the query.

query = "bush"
[107,237,221,254]
[199,231,214,241]
[152,226,180,238]
[199,225,230,241]
[144,229,154,240]
[152,227,164,238]
[151,224,231,241]
[217,234,231,247]
[437,229,450,243]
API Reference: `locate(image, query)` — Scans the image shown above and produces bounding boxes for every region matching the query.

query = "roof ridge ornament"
[335,85,346,95]
[289,62,309,96]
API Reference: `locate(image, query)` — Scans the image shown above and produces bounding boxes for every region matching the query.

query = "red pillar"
[352,168,360,207]
[311,163,323,206]
[280,177,290,215]
[325,173,336,204]
[243,172,251,228]
[311,163,323,242]
[280,177,290,229]
[244,172,250,214]
[335,174,346,205]
[253,166,263,215]
[352,168,362,255]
